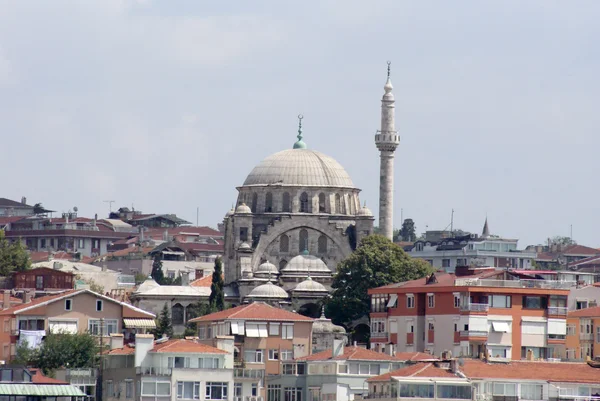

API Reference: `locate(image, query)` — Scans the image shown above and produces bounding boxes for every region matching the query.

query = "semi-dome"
[242,149,355,188]
[247,281,289,299]
[255,261,279,275]
[292,276,328,292]
[281,254,332,273]
[239,242,251,250]
[236,203,252,214]
[357,204,373,217]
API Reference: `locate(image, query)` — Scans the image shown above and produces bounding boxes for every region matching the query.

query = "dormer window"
[415,243,424,252]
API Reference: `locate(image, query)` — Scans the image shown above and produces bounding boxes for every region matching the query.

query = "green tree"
[33,203,46,215]
[182,302,213,337]
[13,340,38,366]
[399,219,417,242]
[151,254,164,284]
[209,258,225,312]
[549,236,576,246]
[326,234,434,327]
[0,231,31,276]
[153,303,173,339]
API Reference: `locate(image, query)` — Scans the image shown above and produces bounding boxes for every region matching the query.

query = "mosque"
[222,63,400,317]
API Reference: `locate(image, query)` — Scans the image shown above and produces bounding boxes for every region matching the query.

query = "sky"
[1,0,599,248]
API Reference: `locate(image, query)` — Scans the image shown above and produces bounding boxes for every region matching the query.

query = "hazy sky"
[1,1,599,247]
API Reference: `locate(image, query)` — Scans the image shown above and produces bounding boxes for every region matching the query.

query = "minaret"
[375,61,400,241]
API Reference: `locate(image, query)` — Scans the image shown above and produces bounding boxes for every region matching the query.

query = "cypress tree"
[209,257,225,312]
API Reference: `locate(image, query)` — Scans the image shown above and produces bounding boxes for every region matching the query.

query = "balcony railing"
[579,333,594,341]
[371,331,388,338]
[234,369,265,379]
[455,278,576,290]
[548,306,568,316]
[136,366,172,376]
[460,330,488,338]
[460,303,489,312]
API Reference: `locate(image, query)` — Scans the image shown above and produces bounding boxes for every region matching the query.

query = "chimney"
[102,262,107,272]
[181,271,190,286]
[53,261,61,270]
[450,359,458,373]
[23,290,32,304]
[21,197,26,205]
[109,333,124,350]
[134,334,155,367]
[333,338,345,358]
[3,291,10,310]
[386,343,394,356]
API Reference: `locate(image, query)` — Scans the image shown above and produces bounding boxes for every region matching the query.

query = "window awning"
[492,321,510,333]
[246,323,259,337]
[387,294,398,308]
[123,319,156,329]
[231,321,239,335]
[0,384,86,397]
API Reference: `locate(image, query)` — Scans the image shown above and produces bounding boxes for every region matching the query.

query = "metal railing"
[460,330,488,338]
[136,366,172,376]
[579,333,594,341]
[548,306,568,316]
[370,331,388,338]
[455,278,576,289]
[460,303,489,312]
[234,369,265,379]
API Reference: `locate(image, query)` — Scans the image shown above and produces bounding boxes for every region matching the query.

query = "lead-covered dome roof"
[281,254,332,273]
[247,281,289,299]
[242,149,355,188]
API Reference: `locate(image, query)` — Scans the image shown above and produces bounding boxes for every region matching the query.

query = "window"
[576,300,588,310]
[280,235,289,253]
[398,383,434,398]
[88,319,118,336]
[96,300,103,312]
[522,296,547,309]
[299,230,308,252]
[407,294,415,308]
[282,193,291,213]
[244,349,263,363]
[168,357,190,368]
[40,239,46,248]
[338,364,348,373]
[300,192,309,213]
[437,385,472,400]
[309,388,321,401]
[334,194,341,214]
[239,227,248,242]
[92,239,100,249]
[177,382,200,400]
[268,385,281,401]
[283,363,306,375]
[106,381,113,398]
[0,370,12,382]
[198,358,219,369]
[265,192,273,212]
[77,239,85,248]
[282,324,294,339]
[428,294,435,308]
[488,346,510,359]
[317,235,327,254]
[454,294,460,308]
[284,387,302,401]
[270,323,280,336]
[566,348,576,360]
[318,193,326,213]
[280,350,293,361]
[490,295,511,308]
[252,383,258,397]
[371,319,386,334]
[125,380,133,399]
[442,259,450,268]
[234,384,242,398]
[520,384,543,400]
[251,193,258,213]
[198,326,206,339]
[269,349,279,360]
[35,276,44,290]
[356,364,380,375]
[172,303,184,325]
[492,383,516,396]
[456,258,467,266]
[65,299,72,311]
[206,383,228,400]
[428,322,434,331]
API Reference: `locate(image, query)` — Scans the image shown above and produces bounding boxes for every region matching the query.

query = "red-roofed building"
[368,267,572,361]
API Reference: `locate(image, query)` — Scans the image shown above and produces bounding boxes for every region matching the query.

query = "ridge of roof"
[296,346,399,362]
[189,302,313,323]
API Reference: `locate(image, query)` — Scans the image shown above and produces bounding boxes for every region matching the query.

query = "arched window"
[171,303,184,325]
[280,235,289,253]
[265,192,273,212]
[299,229,309,252]
[318,235,327,254]
[279,260,287,270]
[335,194,341,214]
[300,192,309,213]
[318,193,326,213]
[251,193,258,213]
[282,192,291,212]
[340,194,346,214]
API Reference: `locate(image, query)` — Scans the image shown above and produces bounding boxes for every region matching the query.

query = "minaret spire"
[375,61,400,241]
[293,114,307,149]
[482,217,490,238]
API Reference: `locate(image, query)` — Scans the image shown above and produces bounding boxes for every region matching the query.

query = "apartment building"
[189,302,314,401]
[368,267,572,361]
[103,334,233,401]
[564,306,600,360]
[366,358,600,401]
[0,289,155,361]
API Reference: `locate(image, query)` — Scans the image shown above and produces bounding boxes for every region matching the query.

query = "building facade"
[564,306,600,361]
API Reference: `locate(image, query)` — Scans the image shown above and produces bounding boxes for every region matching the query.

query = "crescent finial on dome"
[293,114,307,149]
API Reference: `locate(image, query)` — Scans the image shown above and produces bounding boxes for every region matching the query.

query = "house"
[0,197,39,217]
[365,358,600,401]
[266,341,436,401]
[189,302,314,400]
[531,244,600,270]
[102,334,233,401]
[368,267,572,361]
[0,365,85,401]
[11,267,75,295]
[0,289,155,361]
[564,306,600,360]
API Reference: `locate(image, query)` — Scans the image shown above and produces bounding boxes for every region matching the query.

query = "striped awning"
[123,318,156,329]
[0,384,86,396]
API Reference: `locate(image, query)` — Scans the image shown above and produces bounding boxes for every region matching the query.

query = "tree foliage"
[399,219,417,242]
[325,234,434,327]
[182,302,213,337]
[153,303,173,339]
[151,254,164,284]
[0,231,31,276]
[549,236,576,246]
[14,332,98,375]
[33,203,46,215]
[209,257,225,312]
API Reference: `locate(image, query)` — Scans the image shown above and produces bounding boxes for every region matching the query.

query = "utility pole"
[196,207,199,226]
[450,209,454,234]
[97,317,104,401]
[570,224,573,242]
[103,200,115,215]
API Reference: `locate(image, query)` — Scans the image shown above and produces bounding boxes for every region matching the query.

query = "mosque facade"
[221,65,398,317]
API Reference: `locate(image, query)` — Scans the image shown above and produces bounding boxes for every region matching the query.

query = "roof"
[29,369,68,384]
[394,352,438,362]
[297,346,398,362]
[151,339,227,354]
[0,384,86,396]
[0,198,32,208]
[134,284,211,297]
[371,271,492,291]
[189,302,314,323]
[190,275,213,288]
[461,359,600,384]
[242,149,356,188]
[0,216,27,226]
[368,363,457,382]
[568,255,600,268]
[568,306,600,318]
[105,344,136,355]
[106,246,154,258]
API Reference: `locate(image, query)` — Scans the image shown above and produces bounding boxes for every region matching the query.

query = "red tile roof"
[107,246,154,258]
[568,306,600,318]
[297,346,398,362]
[189,302,314,323]
[105,344,136,355]
[394,352,438,361]
[370,270,498,292]
[0,290,79,316]
[0,216,26,226]
[151,339,227,354]
[29,368,69,384]
[190,275,213,288]
[368,362,457,382]
[568,255,600,267]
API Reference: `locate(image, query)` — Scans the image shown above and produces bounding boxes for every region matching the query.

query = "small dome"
[281,254,332,273]
[236,203,252,214]
[255,261,279,275]
[247,281,289,299]
[357,204,373,217]
[225,207,235,218]
[239,242,251,250]
[292,276,328,292]
[135,276,160,294]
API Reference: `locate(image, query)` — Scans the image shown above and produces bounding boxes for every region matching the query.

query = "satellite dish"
[73,206,78,212]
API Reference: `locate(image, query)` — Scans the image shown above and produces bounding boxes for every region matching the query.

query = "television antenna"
[103,200,115,214]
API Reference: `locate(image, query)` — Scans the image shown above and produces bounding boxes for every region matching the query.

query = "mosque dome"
[239,242,251,250]
[236,203,252,214]
[357,204,373,217]
[135,276,159,294]
[281,253,332,273]
[313,309,347,334]
[225,207,235,218]
[242,149,355,189]
[255,261,279,275]
[292,276,328,293]
[247,281,289,299]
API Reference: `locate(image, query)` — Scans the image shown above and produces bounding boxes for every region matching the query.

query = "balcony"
[371,331,388,339]
[455,278,575,290]
[580,332,594,341]
[234,368,264,380]
[548,306,568,317]
[460,303,489,313]
[136,366,172,376]
[65,369,97,385]
[460,330,488,340]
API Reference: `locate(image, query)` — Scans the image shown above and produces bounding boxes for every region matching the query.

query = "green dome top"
[293,114,307,149]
